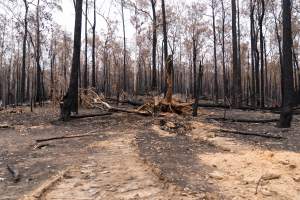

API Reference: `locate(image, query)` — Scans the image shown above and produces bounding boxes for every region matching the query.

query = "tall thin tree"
[61,0,83,120]
[278,0,294,128]
[21,0,29,103]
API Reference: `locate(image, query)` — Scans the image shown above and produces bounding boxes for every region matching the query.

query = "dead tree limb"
[70,112,112,119]
[218,129,285,139]
[36,131,102,143]
[107,98,144,106]
[207,117,278,123]
[0,124,13,129]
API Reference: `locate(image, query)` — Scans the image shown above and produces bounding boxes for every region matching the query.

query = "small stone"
[293,175,300,182]
[278,160,290,165]
[209,171,224,180]
[289,164,297,169]
[261,173,281,181]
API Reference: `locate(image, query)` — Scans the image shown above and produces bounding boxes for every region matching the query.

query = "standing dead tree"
[61,0,83,120]
[278,0,294,128]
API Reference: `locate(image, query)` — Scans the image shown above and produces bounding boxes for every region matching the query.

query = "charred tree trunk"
[35,0,42,105]
[21,0,28,103]
[212,0,218,103]
[221,0,228,101]
[193,60,203,117]
[259,0,265,108]
[231,0,241,107]
[92,0,96,88]
[250,0,256,106]
[279,0,294,128]
[121,0,127,92]
[192,36,197,99]
[161,0,172,103]
[151,0,157,91]
[61,0,83,120]
[83,0,88,90]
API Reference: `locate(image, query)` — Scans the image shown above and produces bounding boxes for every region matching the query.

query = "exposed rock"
[209,171,224,180]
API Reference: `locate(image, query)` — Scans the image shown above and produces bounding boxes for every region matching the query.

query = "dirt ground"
[0,104,299,200]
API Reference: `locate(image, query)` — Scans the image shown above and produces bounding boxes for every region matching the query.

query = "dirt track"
[0,106,300,200]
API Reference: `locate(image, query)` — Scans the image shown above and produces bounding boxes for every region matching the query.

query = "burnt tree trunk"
[212,0,218,103]
[61,0,83,120]
[259,0,265,108]
[121,0,127,92]
[21,0,28,103]
[83,0,88,90]
[151,0,157,91]
[279,0,294,128]
[221,0,228,101]
[35,0,42,105]
[92,0,96,88]
[161,0,172,103]
[231,0,241,107]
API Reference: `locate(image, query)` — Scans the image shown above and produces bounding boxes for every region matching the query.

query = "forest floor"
[0,102,300,200]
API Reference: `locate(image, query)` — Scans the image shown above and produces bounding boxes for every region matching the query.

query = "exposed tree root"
[80,88,192,116]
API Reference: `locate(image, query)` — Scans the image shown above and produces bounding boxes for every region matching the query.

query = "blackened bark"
[231,0,241,107]
[259,0,265,108]
[61,0,83,120]
[193,60,203,117]
[36,0,42,105]
[21,0,28,103]
[92,0,96,88]
[151,0,157,91]
[83,0,88,90]
[221,0,228,100]
[161,0,172,103]
[192,37,197,99]
[212,0,218,103]
[121,0,127,92]
[279,0,294,128]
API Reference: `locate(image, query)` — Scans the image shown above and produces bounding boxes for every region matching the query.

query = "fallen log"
[107,98,144,106]
[70,112,112,119]
[0,124,12,129]
[109,107,152,116]
[36,130,102,143]
[33,143,54,149]
[218,129,285,139]
[197,103,280,112]
[207,117,278,123]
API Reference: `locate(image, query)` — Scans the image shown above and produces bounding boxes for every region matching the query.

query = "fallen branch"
[70,112,112,119]
[7,164,20,183]
[0,124,13,129]
[36,130,102,143]
[207,117,278,123]
[218,129,285,139]
[22,168,70,200]
[107,98,144,106]
[255,173,281,194]
[33,143,54,149]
